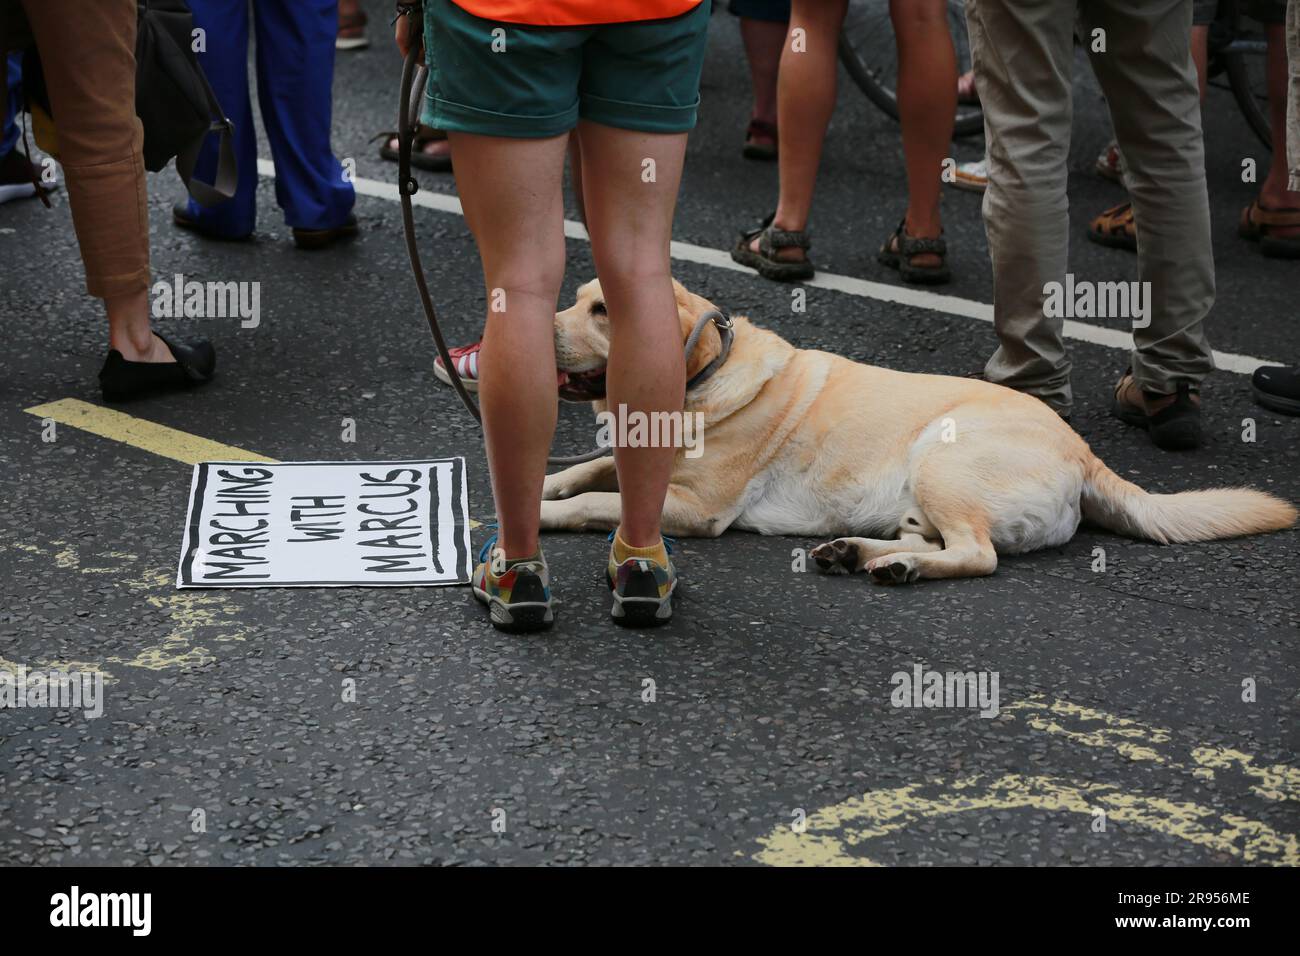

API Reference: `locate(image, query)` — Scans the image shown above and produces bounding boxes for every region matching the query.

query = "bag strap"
[173,63,237,207]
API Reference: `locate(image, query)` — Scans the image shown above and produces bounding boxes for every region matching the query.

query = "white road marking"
[261,159,1275,376]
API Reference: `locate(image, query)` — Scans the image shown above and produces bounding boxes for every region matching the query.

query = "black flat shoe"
[292,213,359,251]
[172,200,252,241]
[1252,365,1300,416]
[99,332,216,402]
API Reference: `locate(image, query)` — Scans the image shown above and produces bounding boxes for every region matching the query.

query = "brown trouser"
[967,0,1215,412]
[1,0,149,299]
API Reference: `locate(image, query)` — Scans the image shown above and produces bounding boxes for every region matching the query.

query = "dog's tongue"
[556,370,569,387]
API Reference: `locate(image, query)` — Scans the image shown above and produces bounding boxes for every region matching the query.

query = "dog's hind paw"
[866,555,920,585]
[811,538,861,574]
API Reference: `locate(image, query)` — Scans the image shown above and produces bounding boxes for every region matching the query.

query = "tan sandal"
[1087,201,1137,251]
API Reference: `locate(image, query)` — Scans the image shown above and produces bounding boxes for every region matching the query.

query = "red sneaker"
[433,341,482,392]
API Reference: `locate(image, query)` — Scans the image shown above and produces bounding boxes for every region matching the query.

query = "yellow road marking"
[755,696,1299,866]
[8,399,483,676]
[25,398,276,465]
[23,398,482,532]
[755,773,1299,867]
[1004,695,1298,801]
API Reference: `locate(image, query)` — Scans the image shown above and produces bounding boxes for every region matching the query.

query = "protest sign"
[177,459,470,587]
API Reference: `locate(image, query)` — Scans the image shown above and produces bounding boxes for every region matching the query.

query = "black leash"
[394,13,733,467]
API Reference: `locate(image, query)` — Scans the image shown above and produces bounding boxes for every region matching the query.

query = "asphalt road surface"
[1,2,1296,866]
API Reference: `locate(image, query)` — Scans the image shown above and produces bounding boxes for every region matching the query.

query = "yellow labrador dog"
[541,280,1296,584]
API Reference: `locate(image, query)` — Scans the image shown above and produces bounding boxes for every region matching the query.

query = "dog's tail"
[1081,454,1297,544]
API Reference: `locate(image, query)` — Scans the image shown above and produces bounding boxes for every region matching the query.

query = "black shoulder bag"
[134,0,237,206]
[16,0,237,206]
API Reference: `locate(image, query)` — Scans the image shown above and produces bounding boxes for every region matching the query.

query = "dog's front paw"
[811,538,861,574]
[866,554,920,585]
[541,475,572,501]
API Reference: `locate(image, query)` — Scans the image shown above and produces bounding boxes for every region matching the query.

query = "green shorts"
[421,0,710,138]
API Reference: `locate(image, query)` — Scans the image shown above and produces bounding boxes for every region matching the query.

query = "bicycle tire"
[837,0,984,139]
[1223,49,1271,150]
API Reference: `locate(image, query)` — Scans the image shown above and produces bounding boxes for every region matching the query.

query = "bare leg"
[447,131,569,559]
[106,289,171,362]
[748,0,848,263]
[575,121,687,548]
[1191,24,1208,102]
[739,16,786,132]
[890,0,956,268]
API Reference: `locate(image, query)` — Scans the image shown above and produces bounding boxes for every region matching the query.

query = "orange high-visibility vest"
[451,0,704,26]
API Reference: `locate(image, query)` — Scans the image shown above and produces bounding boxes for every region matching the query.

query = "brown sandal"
[374,126,452,172]
[1239,200,1300,259]
[877,218,950,285]
[742,119,777,161]
[731,212,814,282]
[1087,201,1137,251]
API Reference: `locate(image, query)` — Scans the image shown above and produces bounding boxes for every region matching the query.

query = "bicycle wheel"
[838,0,984,138]
[1220,5,1271,150]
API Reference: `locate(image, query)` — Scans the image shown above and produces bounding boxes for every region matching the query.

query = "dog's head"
[554,279,725,403]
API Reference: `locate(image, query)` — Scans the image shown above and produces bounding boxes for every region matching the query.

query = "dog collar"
[685,309,734,391]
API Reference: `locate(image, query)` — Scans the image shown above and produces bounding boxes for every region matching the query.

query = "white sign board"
[177,459,470,588]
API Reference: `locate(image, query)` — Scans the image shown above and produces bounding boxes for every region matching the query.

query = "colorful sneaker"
[471,533,554,632]
[606,532,676,627]
[433,341,481,392]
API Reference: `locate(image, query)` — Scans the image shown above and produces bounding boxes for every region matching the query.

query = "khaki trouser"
[967,0,1215,412]
[1288,0,1298,192]
[1,0,149,299]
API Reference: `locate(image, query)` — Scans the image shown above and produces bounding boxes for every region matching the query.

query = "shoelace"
[476,525,547,574]
[476,525,499,565]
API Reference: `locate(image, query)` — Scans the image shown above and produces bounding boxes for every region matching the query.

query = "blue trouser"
[2,53,21,157]
[186,0,353,237]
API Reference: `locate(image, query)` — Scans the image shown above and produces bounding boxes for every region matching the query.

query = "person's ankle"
[612,528,669,566]
[771,208,807,233]
[905,208,942,238]
[496,536,542,563]
[1258,177,1300,207]
[109,328,169,363]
